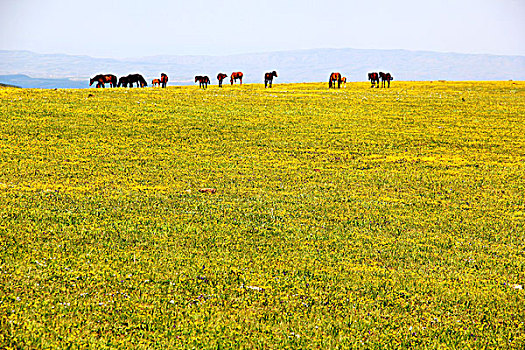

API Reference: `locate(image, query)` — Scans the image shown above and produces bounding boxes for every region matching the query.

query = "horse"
[127,74,148,87]
[195,75,211,89]
[329,72,342,88]
[117,76,129,87]
[230,72,243,85]
[379,72,393,88]
[264,71,278,88]
[341,76,347,88]
[160,73,168,88]
[152,79,161,87]
[217,73,228,87]
[368,72,380,88]
[90,74,117,88]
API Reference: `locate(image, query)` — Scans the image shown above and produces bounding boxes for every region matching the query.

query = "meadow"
[0,81,524,349]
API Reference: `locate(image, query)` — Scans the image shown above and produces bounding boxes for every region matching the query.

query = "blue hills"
[1,48,524,89]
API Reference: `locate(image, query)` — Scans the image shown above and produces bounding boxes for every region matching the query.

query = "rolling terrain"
[1,48,524,88]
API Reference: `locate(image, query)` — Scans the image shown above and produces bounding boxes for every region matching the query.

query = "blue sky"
[1,0,523,58]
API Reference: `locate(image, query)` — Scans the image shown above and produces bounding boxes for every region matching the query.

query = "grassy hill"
[0,82,524,348]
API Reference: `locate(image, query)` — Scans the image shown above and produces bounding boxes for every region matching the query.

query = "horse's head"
[273,71,278,77]
[89,78,95,86]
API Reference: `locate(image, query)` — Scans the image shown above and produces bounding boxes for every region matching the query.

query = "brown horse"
[230,72,243,85]
[195,75,211,89]
[160,73,168,88]
[90,74,117,88]
[217,73,228,87]
[368,72,379,88]
[341,76,347,88]
[379,72,393,88]
[329,72,342,88]
[264,71,278,88]
[152,79,161,87]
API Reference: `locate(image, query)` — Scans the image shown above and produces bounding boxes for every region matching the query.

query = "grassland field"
[0,81,524,349]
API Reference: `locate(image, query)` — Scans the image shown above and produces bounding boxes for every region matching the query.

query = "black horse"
[117,76,129,87]
[379,72,393,88]
[264,71,278,88]
[195,75,211,89]
[126,74,148,88]
[160,73,168,88]
[217,73,228,87]
[368,72,379,88]
[90,74,117,88]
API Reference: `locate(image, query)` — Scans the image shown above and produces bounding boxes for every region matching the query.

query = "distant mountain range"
[1,49,523,88]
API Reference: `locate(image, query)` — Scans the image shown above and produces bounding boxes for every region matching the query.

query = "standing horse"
[90,74,117,88]
[217,73,228,87]
[329,72,342,88]
[264,71,278,88]
[368,72,379,88]
[341,76,347,88]
[379,72,393,88]
[195,76,211,89]
[160,73,168,88]
[230,72,243,85]
[127,74,148,87]
[152,79,161,87]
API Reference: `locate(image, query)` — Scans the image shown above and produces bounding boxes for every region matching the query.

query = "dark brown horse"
[127,74,148,87]
[368,72,379,88]
[160,73,168,88]
[230,72,243,85]
[341,76,347,88]
[152,79,161,87]
[264,71,278,88]
[329,72,342,88]
[117,76,129,87]
[195,75,211,89]
[90,74,117,88]
[217,73,228,87]
[379,72,393,88]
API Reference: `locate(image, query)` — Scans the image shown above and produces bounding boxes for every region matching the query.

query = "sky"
[1,0,524,58]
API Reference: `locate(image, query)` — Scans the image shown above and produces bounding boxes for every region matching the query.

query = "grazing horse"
[195,75,211,89]
[90,74,117,88]
[160,73,168,88]
[217,73,228,87]
[152,79,161,87]
[230,72,243,85]
[368,72,379,88]
[379,72,393,88]
[329,72,342,88]
[117,76,129,87]
[264,71,278,88]
[127,74,148,87]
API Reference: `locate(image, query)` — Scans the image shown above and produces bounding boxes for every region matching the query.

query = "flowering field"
[0,81,524,349]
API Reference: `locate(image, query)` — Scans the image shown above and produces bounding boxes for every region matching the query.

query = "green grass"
[0,82,524,349]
